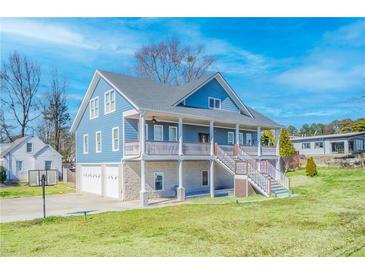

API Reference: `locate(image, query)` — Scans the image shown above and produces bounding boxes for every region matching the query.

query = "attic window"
[208,97,221,110]
[26,143,33,153]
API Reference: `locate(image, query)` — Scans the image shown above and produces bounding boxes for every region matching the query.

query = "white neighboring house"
[291,132,365,156]
[0,136,62,181]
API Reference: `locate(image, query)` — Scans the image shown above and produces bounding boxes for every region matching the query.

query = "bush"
[305,157,318,177]
[0,166,6,184]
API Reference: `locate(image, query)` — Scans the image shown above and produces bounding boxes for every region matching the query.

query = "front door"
[199,133,209,143]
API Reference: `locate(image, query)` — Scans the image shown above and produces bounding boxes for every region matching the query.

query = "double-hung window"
[239,133,244,145]
[169,126,177,142]
[314,142,323,149]
[83,134,89,154]
[228,132,234,145]
[208,97,221,110]
[246,133,252,145]
[201,170,209,186]
[16,161,23,172]
[45,161,52,170]
[112,127,119,151]
[154,172,164,191]
[104,90,116,114]
[89,97,99,119]
[302,142,311,149]
[26,143,33,153]
[154,125,163,141]
[96,131,102,153]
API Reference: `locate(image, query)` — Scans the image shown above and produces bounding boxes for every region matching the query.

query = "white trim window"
[154,125,163,141]
[145,124,149,141]
[228,131,234,145]
[26,142,33,153]
[112,127,119,151]
[83,134,89,154]
[201,170,209,186]
[302,142,311,149]
[96,131,102,153]
[169,126,177,142]
[208,97,221,110]
[246,133,253,145]
[314,142,323,149]
[239,133,244,145]
[16,161,23,172]
[104,89,116,114]
[45,160,52,170]
[154,172,164,191]
[89,97,99,119]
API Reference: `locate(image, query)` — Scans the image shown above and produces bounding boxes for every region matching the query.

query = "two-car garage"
[80,165,120,199]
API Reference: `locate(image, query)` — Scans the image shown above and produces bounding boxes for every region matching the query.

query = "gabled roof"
[0,136,32,158]
[291,131,365,141]
[70,70,281,132]
[33,144,59,158]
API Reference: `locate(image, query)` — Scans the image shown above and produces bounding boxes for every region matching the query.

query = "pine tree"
[305,157,318,177]
[279,128,296,171]
[261,130,275,146]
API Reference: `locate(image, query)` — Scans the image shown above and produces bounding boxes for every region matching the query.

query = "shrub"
[0,166,6,184]
[306,157,318,177]
[279,129,296,171]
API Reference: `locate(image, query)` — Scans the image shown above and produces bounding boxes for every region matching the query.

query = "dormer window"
[208,97,221,110]
[26,143,33,153]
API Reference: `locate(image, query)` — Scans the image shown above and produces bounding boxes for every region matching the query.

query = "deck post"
[209,160,215,197]
[235,124,240,146]
[257,126,262,157]
[177,160,185,201]
[210,121,214,156]
[178,117,183,156]
[139,112,148,207]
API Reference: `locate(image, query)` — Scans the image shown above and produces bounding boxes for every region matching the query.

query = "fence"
[28,170,58,186]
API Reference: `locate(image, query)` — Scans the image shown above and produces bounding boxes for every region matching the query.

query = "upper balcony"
[125,141,277,157]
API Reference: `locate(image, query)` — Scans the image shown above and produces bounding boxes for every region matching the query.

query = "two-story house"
[70,70,290,206]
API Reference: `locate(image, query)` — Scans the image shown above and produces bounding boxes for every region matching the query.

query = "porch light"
[152,116,157,124]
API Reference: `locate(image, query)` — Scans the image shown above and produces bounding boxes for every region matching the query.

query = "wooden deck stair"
[215,144,290,197]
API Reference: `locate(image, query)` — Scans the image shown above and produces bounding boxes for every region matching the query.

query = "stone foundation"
[300,153,365,168]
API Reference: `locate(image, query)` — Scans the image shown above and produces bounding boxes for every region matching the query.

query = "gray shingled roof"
[99,70,280,129]
[0,136,31,158]
[291,131,365,141]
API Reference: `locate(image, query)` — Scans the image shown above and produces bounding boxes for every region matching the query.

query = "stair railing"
[215,144,235,174]
[238,147,290,191]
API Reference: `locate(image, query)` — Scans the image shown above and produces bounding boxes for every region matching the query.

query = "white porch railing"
[146,141,179,155]
[220,145,234,155]
[183,142,210,155]
[240,145,258,156]
[262,146,277,156]
[125,141,140,155]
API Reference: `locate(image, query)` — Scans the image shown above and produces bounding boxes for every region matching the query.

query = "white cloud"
[274,63,365,91]
[323,20,365,47]
[0,18,99,50]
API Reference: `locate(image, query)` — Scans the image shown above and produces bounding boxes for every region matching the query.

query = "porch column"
[139,112,148,207]
[177,160,185,201]
[274,128,281,157]
[209,160,215,197]
[274,128,282,181]
[178,117,183,156]
[235,124,240,145]
[344,140,349,155]
[257,126,262,157]
[210,121,214,156]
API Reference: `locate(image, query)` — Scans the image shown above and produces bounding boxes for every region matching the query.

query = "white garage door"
[81,166,102,195]
[105,166,120,199]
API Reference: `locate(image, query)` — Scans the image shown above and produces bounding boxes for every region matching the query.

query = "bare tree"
[40,70,71,152]
[0,110,15,142]
[135,38,214,86]
[0,51,41,137]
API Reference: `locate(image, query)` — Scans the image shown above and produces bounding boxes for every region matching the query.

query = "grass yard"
[0,183,75,199]
[1,167,364,256]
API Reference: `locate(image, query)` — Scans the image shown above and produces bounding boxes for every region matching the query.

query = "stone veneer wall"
[122,160,235,201]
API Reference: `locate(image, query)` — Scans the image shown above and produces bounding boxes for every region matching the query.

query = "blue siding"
[184,79,240,112]
[125,120,258,145]
[75,78,134,163]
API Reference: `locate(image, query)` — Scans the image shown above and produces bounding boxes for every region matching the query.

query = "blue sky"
[1,17,364,128]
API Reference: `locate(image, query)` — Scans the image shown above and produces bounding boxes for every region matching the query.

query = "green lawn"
[0,183,75,199]
[1,167,364,256]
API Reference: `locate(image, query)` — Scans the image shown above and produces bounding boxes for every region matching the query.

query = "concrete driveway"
[0,193,180,223]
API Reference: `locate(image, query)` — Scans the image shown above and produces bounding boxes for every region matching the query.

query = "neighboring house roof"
[0,136,32,158]
[290,131,365,141]
[70,70,281,132]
